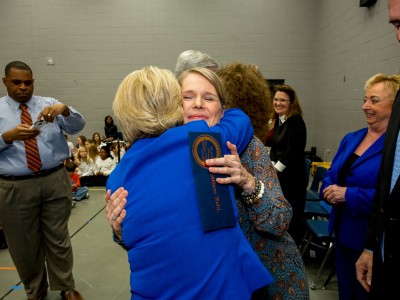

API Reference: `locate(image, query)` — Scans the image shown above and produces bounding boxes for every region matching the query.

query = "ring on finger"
[112,214,118,220]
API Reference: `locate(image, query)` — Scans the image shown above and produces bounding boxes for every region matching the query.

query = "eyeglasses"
[273,98,290,103]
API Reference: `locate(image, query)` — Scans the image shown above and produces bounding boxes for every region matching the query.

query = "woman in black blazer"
[269,84,307,246]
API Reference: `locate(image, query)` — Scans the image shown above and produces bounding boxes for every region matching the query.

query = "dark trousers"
[0,228,7,249]
[80,175,108,186]
[370,248,398,300]
[335,242,368,300]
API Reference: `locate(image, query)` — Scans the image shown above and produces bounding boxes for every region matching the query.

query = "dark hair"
[99,145,112,158]
[65,161,77,172]
[270,84,303,119]
[78,135,87,145]
[5,61,32,76]
[104,115,114,126]
[92,132,101,145]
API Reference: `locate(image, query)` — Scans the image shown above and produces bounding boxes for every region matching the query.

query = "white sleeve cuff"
[274,161,286,172]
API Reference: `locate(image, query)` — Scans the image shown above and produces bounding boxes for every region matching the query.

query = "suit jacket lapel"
[351,133,385,169]
[335,129,366,170]
[384,92,400,198]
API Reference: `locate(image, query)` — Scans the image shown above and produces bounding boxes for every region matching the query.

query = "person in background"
[102,115,118,142]
[106,66,272,299]
[217,62,271,144]
[217,61,309,299]
[123,141,131,152]
[74,147,95,178]
[356,1,400,297]
[110,141,125,164]
[322,73,399,300]
[64,134,74,160]
[72,135,85,158]
[0,61,84,300]
[76,135,86,148]
[94,145,115,186]
[174,49,219,76]
[84,138,93,149]
[87,143,99,162]
[65,161,89,208]
[269,84,307,246]
[92,132,106,151]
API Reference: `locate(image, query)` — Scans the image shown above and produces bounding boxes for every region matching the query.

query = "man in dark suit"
[355,0,400,298]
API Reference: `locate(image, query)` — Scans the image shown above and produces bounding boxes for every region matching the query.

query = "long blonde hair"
[77,147,90,163]
[87,144,99,161]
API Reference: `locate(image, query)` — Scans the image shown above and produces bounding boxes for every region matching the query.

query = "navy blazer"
[321,128,385,250]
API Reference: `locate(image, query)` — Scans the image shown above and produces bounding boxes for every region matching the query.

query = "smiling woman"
[269,84,307,246]
[321,73,400,300]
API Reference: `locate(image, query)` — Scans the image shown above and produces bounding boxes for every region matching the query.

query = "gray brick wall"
[0,0,398,159]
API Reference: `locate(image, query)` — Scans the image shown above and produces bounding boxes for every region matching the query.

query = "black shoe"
[0,230,7,249]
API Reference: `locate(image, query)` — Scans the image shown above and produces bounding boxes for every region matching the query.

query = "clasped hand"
[322,184,346,204]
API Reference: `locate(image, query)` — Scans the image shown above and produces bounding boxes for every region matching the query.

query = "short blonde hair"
[365,73,400,101]
[113,66,183,144]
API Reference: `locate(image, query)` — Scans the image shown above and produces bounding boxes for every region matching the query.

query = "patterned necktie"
[20,104,42,172]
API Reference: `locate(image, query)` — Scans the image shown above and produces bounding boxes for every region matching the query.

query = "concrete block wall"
[0,0,398,159]
[314,0,399,160]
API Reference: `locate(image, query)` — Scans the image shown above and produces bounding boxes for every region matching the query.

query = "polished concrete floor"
[0,188,338,300]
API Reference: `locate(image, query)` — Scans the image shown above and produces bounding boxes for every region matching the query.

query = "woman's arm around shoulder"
[211,108,254,155]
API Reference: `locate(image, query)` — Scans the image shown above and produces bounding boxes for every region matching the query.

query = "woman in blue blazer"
[106,67,273,299]
[321,73,400,300]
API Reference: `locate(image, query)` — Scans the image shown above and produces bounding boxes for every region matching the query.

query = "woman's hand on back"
[105,187,128,240]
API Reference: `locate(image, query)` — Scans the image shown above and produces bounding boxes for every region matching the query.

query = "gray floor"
[0,188,338,300]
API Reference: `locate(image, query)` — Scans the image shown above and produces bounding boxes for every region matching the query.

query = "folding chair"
[301,219,335,290]
[304,200,332,219]
[306,166,328,201]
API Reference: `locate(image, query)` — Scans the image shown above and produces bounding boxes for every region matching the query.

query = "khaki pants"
[0,168,75,299]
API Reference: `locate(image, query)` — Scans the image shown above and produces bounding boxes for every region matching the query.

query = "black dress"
[104,124,118,140]
[270,114,307,245]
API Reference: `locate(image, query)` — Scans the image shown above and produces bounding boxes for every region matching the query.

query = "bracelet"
[241,177,265,205]
[113,232,128,251]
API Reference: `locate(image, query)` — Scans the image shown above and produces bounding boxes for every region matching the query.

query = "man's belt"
[0,164,65,181]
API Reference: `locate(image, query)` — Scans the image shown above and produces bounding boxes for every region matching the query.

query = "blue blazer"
[106,109,273,299]
[321,128,385,250]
